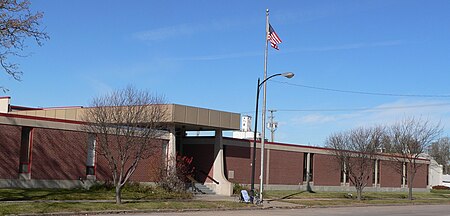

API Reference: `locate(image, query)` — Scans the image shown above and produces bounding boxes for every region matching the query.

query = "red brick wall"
[95,154,112,181]
[348,158,374,187]
[183,143,215,183]
[379,160,402,187]
[223,145,253,184]
[0,124,21,179]
[410,164,428,188]
[32,128,87,180]
[95,137,165,182]
[129,140,165,182]
[268,149,303,185]
[313,154,341,186]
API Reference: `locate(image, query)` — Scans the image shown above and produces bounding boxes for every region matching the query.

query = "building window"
[19,163,29,173]
[405,163,408,185]
[377,160,380,184]
[310,153,314,181]
[86,166,95,175]
[19,127,33,173]
[302,153,307,182]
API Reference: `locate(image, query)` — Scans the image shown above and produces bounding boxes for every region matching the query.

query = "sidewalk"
[194,194,305,209]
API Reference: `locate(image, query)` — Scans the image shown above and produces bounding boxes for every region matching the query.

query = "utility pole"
[267,110,278,142]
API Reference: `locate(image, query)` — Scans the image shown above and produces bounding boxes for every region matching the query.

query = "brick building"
[0,97,430,195]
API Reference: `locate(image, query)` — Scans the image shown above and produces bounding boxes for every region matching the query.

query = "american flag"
[268,24,282,50]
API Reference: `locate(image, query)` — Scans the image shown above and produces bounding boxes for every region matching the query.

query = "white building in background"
[429,158,443,187]
[443,175,450,187]
[232,115,260,140]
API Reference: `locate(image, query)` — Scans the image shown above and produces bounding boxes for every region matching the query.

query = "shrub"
[157,170,186,193]
[156,155,194,193]
[432,185,450,190]
[88,181,114,191]
[233,183,249,195]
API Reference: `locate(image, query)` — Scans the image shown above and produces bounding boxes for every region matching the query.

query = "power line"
[271,80,450,98]
[240,102,450,114]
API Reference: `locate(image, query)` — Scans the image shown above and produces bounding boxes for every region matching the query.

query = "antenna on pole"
[267,110,278,142]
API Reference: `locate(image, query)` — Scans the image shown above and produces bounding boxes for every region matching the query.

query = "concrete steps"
[188,183,215,194]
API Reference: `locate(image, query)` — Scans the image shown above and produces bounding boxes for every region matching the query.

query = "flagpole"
[259,8,269,203]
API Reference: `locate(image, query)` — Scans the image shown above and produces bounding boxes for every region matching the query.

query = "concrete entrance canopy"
[10,104,241,132]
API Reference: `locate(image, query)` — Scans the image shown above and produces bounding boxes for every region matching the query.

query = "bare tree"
[429,137,450,174]
[82,86,167,204]
[326,126,384,200]
[0,0,49,91]
[387,118,441,200]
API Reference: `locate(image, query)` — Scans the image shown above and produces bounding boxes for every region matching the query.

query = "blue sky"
[2,0,450,145]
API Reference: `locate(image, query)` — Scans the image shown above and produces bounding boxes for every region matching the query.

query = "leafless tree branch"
[386,117,441,200]
[326,126,385,200]
[0,0,49,90]
[82,86,168,204]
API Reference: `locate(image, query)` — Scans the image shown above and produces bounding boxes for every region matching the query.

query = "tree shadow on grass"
[0,188,97,201]
[266,190,316,202]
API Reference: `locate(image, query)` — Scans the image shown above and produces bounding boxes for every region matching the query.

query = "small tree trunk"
[115,185,122,204]
[408,174,413,200]
[357,186,362,201]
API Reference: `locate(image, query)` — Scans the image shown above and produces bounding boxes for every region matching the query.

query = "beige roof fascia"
[11,104,240,131]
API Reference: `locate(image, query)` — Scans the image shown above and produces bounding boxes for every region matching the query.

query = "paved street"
[106,205,450,216]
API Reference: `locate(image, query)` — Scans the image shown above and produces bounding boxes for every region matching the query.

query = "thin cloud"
[133,23,199,41]
[292,113,360,124]
[169,51,262,61]
[85,78,113,97]
[291,100,450,127]
[133,18,241,42]
[285,100,450,145]
[167,40,406,62]
[287,40,407,53]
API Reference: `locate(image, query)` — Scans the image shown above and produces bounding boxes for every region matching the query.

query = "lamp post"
[250,72,294,203]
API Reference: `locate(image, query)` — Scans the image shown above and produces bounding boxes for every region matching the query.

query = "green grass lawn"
[0,185,191,201]
[264,189,450,207]
[0,186,253,215]
[0,187,449,215]
[281,198,450,207]
[0,201,250,215]
[265,190,450,200]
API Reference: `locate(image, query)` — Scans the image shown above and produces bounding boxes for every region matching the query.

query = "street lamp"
[250,72,294,203]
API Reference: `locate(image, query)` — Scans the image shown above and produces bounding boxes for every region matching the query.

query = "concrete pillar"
[86,134,96,180]
[306,153,311,181]
[374,159,379,187]
[211,129,233,196]
[342,163,347,185]
[167,125,176,173]
[265,148,270,185]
